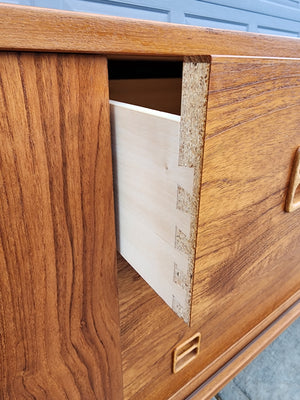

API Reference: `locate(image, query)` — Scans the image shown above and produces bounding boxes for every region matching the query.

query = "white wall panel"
[32,1,64,7]
[63,0,170,22]
[3,0,300,37]
[4,0,32,4]
[198,0,300,19]
[263,0,299,6]
[257,25,299,36]
[185,14,248,31]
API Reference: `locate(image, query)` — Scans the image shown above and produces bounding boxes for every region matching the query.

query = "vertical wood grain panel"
[0,52,122,399]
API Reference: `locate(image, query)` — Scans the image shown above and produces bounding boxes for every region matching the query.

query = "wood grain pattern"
[118,255,300,400]
[179,297,300,400]
[285,147,300,212]
[192,57,300,343]
[2,4,300,58]
[118,57,300,400]
[0,52,122,399]
[109,78,182,115]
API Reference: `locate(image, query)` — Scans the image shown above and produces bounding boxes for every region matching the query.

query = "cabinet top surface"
[1,3,300,58]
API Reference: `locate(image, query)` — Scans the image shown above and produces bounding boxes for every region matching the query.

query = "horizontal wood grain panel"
[118,56,300,399]
[2,4,300,57]
[118,255,300,400]
[191,55,300,373]
[177,296,300,400]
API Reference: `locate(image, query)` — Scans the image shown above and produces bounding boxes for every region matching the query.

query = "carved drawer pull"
[173,333,201,373]
[286,147,300,212]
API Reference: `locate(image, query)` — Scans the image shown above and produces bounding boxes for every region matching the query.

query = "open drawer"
[110,58,209,324]
[110,56,300,327]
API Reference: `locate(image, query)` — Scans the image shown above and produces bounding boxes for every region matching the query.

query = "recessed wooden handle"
[286,147,300,212]
[173,333,201,373]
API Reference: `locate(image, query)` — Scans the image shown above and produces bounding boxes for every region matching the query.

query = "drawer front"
[193,56,300,346]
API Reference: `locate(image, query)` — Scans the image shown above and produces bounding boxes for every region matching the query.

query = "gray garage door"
[4,0,300,37]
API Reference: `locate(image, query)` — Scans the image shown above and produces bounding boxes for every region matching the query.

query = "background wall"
[4,0,300,37]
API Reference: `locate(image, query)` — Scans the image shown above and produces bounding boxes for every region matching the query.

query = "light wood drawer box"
[111,56,300,329]
[110,58,208,324]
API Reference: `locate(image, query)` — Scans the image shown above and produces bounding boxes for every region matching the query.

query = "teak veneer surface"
[180,297,300,400]
[0,52,122,399]
[192,57,300,333]
[2,5,300,400]
[118,56,300,399]
[118,256,300,400]
[2,3,300,58]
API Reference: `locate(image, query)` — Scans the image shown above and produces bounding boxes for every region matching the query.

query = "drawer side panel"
[111,58,210,323]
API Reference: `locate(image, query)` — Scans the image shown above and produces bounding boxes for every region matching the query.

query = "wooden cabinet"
[0,52,122,399]
[1,4,300,400]
[118,56,300,399]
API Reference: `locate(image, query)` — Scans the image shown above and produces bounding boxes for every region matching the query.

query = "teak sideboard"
[1,4,300,400]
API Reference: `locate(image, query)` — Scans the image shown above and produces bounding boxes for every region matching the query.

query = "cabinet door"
[0,52,122,399]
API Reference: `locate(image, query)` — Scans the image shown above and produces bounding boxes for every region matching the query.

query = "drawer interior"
[109,58,210,324]
[109,59,182,114]
[110,77,182,115]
